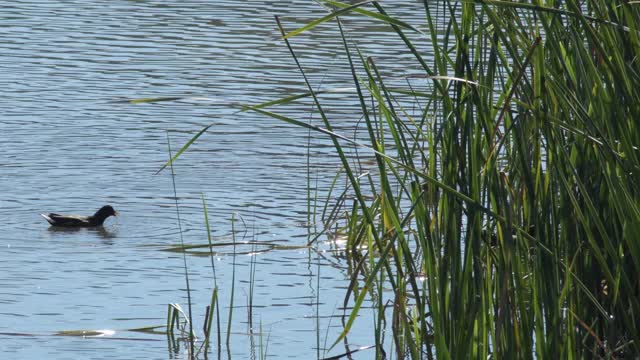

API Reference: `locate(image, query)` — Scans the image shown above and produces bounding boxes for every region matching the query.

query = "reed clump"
[252,0,640,358]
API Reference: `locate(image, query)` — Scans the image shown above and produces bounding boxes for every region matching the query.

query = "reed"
[225,212,238,359]
[166,133,196,359]
[151,0,638,356]
[163,141,224,360]
[249,0,640,357]
[202,195,221,358]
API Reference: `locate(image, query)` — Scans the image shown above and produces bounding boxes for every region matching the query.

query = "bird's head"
[96,205,118,218]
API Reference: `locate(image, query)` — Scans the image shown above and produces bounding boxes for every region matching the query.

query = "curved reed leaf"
[283,1,374,39]
[155,124,213,175]
[324,0,424,34]
[242,87,356,110]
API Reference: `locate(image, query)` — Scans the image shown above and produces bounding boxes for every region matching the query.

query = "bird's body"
[41,205,117,227]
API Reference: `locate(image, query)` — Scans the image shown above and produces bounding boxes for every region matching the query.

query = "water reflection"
[46,225,118,242]
[0,0,428,358]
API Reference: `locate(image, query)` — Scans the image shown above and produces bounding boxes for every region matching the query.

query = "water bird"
[41,205,118,227]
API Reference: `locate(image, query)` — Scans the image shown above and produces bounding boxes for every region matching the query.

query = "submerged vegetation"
[160,0,639,358]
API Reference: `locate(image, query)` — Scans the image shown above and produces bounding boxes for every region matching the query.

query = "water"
[0,1,430,358]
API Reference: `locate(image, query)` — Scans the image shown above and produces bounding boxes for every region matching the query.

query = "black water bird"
[41,205,118,227]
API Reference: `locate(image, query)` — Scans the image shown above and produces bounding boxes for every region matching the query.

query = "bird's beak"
[114,211,119,216]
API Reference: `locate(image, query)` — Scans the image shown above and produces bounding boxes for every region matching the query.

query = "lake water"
[0,1,431,358]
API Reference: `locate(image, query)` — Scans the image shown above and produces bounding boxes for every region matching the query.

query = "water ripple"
[1,0,428,358]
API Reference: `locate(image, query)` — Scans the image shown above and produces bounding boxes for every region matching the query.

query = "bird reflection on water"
[47,224,118,240]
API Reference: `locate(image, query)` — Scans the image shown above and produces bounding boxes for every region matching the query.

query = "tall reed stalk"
[166,133,195,359]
